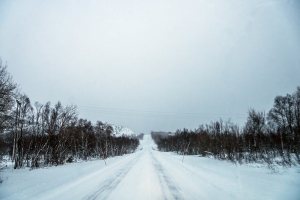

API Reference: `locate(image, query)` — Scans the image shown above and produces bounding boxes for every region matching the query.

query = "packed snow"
[0,135,299,200]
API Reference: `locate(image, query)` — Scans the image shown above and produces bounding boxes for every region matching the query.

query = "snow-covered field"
[0,135,299,200]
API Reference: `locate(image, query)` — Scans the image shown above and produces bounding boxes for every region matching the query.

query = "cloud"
[0,0,299,133]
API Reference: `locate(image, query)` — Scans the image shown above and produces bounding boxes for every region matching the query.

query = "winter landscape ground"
[0,134,300,200]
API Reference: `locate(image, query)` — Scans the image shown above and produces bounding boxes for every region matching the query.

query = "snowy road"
[1,134,300,200]
[38,135,184,200]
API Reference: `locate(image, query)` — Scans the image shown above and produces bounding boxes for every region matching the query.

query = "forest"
[0,60,139,169]
[152,86,300,167]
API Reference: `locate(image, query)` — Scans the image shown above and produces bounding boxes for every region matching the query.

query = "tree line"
[0,59,139,169]
[152,86,300,166]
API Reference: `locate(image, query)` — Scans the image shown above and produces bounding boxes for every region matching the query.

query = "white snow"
[111,125,136,137]
[0,135,299,200]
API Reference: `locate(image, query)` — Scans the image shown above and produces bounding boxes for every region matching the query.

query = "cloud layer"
[1,0,299,133]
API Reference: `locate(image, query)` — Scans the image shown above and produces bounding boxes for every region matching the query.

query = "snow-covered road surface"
[1,135,299,200]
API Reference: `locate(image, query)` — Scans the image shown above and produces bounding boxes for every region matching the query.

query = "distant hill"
[111,125,136,137]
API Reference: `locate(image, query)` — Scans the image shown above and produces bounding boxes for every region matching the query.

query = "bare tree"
[244,109,266,159]
[0,61,140,169]
[14,94,33,169]
[0,59,17,132]
[292,87,300,161]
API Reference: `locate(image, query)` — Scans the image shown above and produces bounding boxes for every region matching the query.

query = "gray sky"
[0,0,300,134]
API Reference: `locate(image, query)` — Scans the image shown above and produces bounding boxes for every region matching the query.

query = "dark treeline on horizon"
[0,60,139,169]
[152,86,300,167]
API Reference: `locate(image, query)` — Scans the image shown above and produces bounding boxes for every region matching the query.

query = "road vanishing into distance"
[2,135,299,200]
[28,135,236,199]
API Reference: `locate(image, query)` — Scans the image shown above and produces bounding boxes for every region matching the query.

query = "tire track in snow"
[159,153,237,199]
[150,151,184,200]
[86,153,142,200]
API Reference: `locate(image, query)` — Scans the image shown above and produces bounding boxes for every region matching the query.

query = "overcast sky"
[0,0,300,134]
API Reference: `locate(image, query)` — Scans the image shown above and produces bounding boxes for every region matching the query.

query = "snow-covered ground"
[0,135,299,200]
